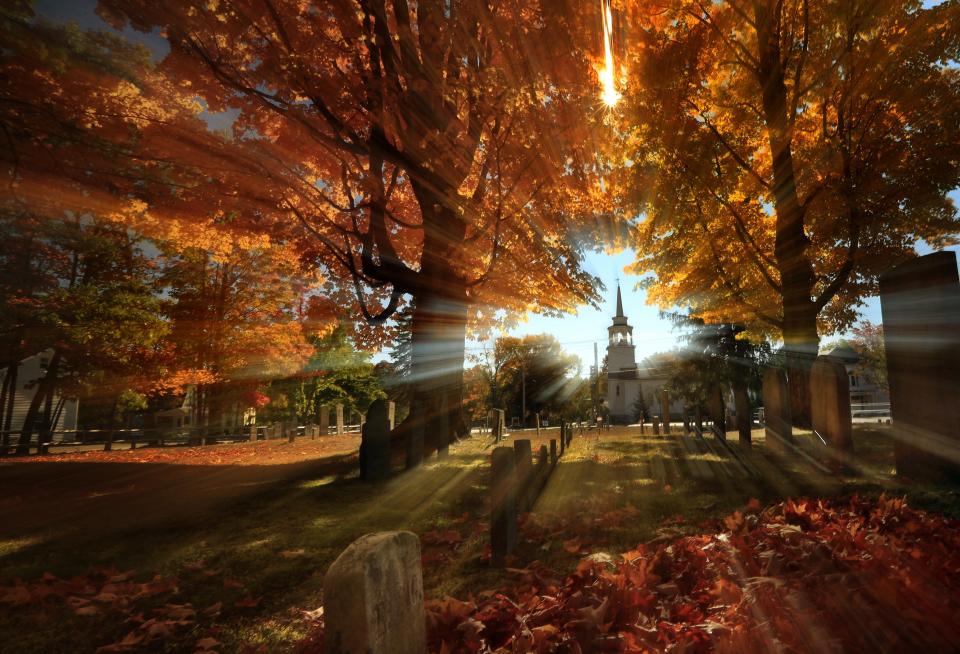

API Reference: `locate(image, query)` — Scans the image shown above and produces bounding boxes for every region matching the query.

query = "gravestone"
[661,391,671,434]
[490,447,517,566]
[810,356,853,455]
[550,439,557,465]
[406,400,424,470]
[652,416,660,436]
[335,404,344,435]
[880,251,960,480]
[437,396,450,458]
[513,439,533,512]
[734,385,751,446]
[538,444,548,467]
[709,387,726,441]
[387,401,396,431]
[323,531,425,654]
[360,400,391,482]
[560,431,565,455]
[249,423,257,441]
[762,368,793,452]
[319,405,329,436]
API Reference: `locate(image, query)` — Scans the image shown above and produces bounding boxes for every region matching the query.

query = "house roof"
[821,344,860,363]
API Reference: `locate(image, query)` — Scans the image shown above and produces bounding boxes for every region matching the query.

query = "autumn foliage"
[288,495,960,653]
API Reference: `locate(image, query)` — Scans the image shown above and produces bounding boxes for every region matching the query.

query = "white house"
[0,350,78,442]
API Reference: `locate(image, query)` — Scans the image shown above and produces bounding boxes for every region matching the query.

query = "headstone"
[249,423,257,441]
[387,401,396,431]
[513,439,533,512]
[550,439,557,464]
[810,357,853,455]
[709,387,726,441]
[490,447,517,566]
[335,404,344,435]
[734,385,751,446]
[879,251,960,481]
[288,420,296,443]
[560,431,565,455]
[323,531,425,654]
[437,396,450,458]
[537,444,548,467]
[652,417,660,436]
[762,368,793,452]
[406,400,424,470]
[319,405,329,436]
[359,400,392,482]
[660,391,671,434]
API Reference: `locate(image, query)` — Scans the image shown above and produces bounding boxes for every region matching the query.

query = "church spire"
[615,282,624,318]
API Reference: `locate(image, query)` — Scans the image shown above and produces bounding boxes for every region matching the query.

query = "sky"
[31,0,960,374]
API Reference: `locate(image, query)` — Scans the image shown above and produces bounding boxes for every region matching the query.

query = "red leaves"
[414,495,960,653]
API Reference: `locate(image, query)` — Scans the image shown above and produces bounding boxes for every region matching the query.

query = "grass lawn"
[1,424,958,653]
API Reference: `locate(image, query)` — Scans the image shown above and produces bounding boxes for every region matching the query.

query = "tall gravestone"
[406,399,424,470]
[709,387,726,441]
[810,356,853,454]
[879,251,960,480]
[734,384,751,446]
[387,401,396,431]
[762,368,793,452]
[319,405,329,436]
[335,404,344,435]
[490,447,517,566]
[513,439,533,512]
[550,439,557,465]
[360,399,391,482]
[660,390,671,434]
[323,531,425,654]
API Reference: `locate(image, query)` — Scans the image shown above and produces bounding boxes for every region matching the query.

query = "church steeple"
[615,283,625,318]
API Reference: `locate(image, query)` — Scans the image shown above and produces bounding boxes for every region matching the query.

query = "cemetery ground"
[1,426,960,653]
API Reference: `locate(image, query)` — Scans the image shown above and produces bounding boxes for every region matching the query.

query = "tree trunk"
[392,191,469,459]
[754,3,819,427]
[17,351,61,455]
[0,364,10,453]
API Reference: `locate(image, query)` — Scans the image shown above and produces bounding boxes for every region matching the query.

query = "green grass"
[1,425,958,653]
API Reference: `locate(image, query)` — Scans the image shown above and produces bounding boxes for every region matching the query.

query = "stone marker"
[652,416,660,436]
[538,444,548,467]
[709,387,726,441]
[387,401,396,431]
[810,356,853,455]
[879,251,960,481]
[550,439,557,465]
[249,423,257,441]
[360,399,392,482]
[490,447,517,566]
[762,368,793,452]
[560,431,565,455]
[335,403,344,435]
[661,391,671,434]
[406,400,424,470]
[323,531,425,654]
[734,385,751,446]
[513,439,533,512]
[319,405,329,436]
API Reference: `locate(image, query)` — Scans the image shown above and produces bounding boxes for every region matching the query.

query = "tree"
[619,0,960,422]
[94,0,608,456]
[159,242,316,435]
[848,321,888,391]
[489,334,581,423]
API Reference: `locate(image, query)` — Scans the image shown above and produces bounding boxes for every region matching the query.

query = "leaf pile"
[0,563,263,652]
[302,494,960,653]
[9,435,360,466]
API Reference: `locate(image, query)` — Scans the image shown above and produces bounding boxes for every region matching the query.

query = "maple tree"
[158,242,316,436]
[617,0,960,421]
[91,0,610,455]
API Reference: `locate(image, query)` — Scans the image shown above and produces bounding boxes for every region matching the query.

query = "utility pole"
[594,341,600,422]
[521,364,526,430]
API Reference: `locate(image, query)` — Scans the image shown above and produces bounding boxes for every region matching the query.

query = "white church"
[604,285,685,424]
